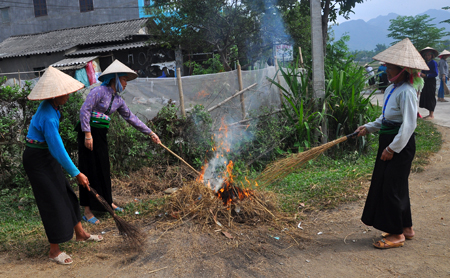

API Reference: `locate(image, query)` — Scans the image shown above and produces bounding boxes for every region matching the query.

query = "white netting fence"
[112,66,285,126]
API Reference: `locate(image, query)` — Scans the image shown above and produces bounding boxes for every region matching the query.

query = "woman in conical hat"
[419,46,439,118]
[23,66,103,265]
[354,38,428,249]
[437,49,450,102]
[76,59,160,224]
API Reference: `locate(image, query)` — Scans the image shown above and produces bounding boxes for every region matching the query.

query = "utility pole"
[310,0,327,143]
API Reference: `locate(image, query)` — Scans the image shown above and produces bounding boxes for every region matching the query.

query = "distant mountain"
[331,9,450,51]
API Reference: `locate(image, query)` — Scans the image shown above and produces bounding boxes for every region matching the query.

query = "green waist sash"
[379,124,400,135]
[89,117,110,129]
[26,141,48,149]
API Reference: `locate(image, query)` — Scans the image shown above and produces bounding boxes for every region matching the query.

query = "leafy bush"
[268,67,325,150]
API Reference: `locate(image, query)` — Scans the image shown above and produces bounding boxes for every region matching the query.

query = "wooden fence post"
[237,64,246,120]
[299,47,304,67]
[176,68,186,117]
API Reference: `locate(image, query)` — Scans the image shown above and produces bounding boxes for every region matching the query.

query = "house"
[0,0,153,43]
[0,18,182,80]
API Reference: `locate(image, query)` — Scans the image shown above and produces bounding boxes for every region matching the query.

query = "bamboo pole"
[18,70,21,85]
[176,68,186,117]
[227,109,283,126]
[207,83,257,112]
[299,47,304,67]
[274,57,284,106]
[237,64,246,120]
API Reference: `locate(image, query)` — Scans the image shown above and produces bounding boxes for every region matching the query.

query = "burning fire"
[197,118,257,206]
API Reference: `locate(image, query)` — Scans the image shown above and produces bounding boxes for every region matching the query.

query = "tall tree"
[321,0,365,50]
[148,0,290,71]
[387,14,450,50]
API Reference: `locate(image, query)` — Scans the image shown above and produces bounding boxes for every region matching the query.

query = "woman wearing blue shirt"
[419,47,439,119]
[23,66,103,265]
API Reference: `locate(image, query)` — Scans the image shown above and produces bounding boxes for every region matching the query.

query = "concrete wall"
[0,0,141,43]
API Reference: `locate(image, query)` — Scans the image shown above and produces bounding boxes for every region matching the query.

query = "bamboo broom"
[257,131,360,186]
[88,188,146,249]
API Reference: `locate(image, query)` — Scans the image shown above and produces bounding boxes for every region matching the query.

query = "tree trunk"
[219,50,232,71]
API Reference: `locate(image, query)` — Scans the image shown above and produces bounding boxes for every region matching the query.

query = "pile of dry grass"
[161,181,282,229]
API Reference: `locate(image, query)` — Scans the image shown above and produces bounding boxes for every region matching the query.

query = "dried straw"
[162,181,278,228]
[88,187,146,249]
[257,132,359,187]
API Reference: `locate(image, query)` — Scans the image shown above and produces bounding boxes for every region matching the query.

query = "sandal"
[77,234,104,242]
[49,252,73,265]
[373,238,404,249]
[82,215,100,225]
[381,232,414,240]
[114,207,124,213]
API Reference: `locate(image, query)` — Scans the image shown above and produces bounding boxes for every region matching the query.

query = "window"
[79,0,94,12]
[33,0,47,17]
[1,7,10,23]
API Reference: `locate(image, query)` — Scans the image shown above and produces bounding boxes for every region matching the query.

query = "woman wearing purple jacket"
[76,60,161,224]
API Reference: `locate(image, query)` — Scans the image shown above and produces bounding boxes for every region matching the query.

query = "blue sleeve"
[428,61,438,78]
[43,117,80,177]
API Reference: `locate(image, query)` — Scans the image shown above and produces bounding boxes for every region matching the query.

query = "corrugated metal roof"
[67,41,152,56]
[0,18,149,59]
[51,56,99,70]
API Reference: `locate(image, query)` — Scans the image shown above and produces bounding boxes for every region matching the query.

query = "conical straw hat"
[420,46,439,57]
[28,66,85,100]
[98,59,138,82]
[438,49,450,58]
[372,38,429,71]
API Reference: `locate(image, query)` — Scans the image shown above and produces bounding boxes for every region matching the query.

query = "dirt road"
[1,125,449,278]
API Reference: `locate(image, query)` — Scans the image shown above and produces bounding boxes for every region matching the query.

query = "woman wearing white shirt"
[354,38,428,249]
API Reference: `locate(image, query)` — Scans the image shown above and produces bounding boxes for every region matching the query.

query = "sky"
[336,0,450,24]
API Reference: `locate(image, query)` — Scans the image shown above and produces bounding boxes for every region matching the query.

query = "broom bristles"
[258,136,349,186]
[88,188,146,249]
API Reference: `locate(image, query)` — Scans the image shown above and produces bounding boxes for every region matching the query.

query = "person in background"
[377,62,389,93]
[355,38,427,249]
[365,63,376,87]
[437,49,450,102]
[23,66,103,265]
[76,59,161,225]
[419,47,439,119]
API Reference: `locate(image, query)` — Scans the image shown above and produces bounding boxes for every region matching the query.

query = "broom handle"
[159,143,201,176]
[346,130,360,139]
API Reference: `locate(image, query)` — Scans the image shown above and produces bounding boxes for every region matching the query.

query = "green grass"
[0,118,442,255]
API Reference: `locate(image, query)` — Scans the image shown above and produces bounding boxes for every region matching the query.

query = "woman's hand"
[76,173,90,191]
[354,125,367,137]
[84,132,93,151]
[150,132,161,144]
[381,146,394,161]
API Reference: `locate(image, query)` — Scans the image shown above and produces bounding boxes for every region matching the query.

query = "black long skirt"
[419,77,437,112]
[361,133,415,234]
[23,147,81,244]
[76,124,112,211]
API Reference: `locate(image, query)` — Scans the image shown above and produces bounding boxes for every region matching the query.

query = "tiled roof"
[0,18,149,59]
